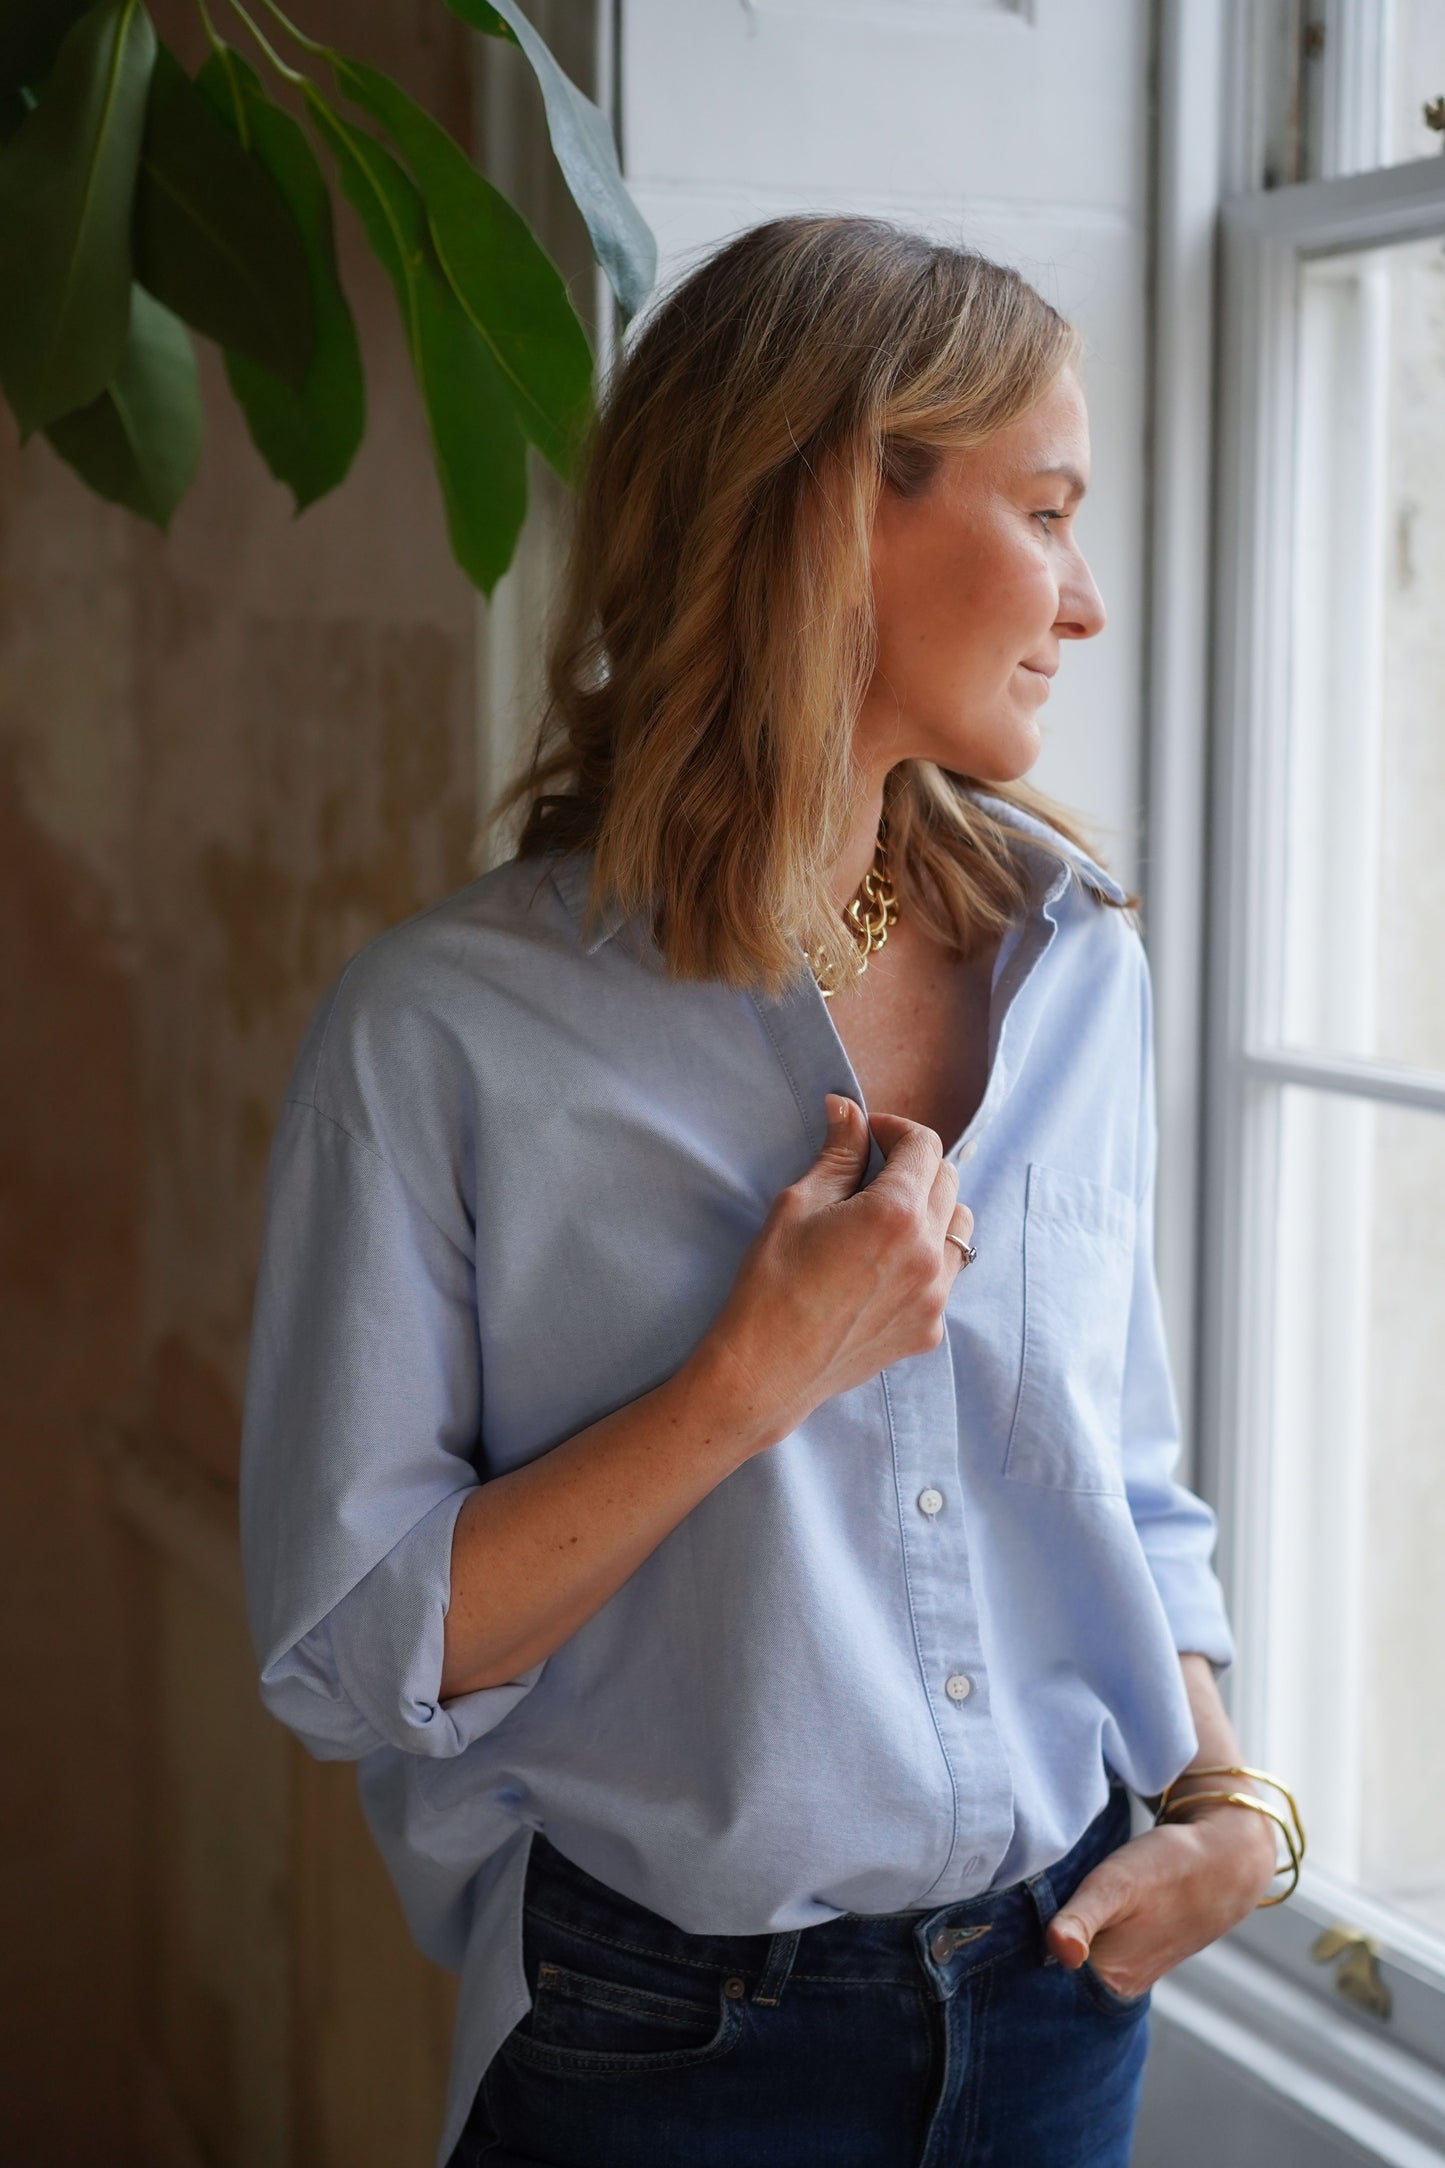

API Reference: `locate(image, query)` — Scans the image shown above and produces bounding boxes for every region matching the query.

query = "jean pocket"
[503,1932,747,2078]
[1077,1956,1152,2020]
[1003,1161,1136,1494]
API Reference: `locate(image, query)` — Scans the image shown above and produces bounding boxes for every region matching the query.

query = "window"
[1191,0,1445,2127]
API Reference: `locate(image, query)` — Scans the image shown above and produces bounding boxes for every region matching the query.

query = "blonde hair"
[481,213,1140,999]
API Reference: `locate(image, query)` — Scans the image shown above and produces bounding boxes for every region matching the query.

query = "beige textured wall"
[0,4,491,2158]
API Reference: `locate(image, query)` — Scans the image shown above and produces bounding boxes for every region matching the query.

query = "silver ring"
[944,1234,976,1268]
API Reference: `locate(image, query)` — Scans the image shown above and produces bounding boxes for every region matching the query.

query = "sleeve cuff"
[258,1486,547,1761]
[1144,1548,1238,1678]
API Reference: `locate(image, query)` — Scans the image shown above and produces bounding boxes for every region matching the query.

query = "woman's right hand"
[441,1097,974,1696]
[699,1094,975,1447]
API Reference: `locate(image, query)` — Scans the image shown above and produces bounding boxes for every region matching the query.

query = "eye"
[1034,508,1066,530]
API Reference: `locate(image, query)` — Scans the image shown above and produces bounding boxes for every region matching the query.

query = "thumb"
[1048,1911,1092,1967]
[806,1094,869,1193]
[1047,1865,1123,1966]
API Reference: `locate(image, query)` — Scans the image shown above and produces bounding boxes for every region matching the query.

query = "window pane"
[1387,3,1445,167]
[1267,1083,1445,1939]
[1279,227,1445,1072]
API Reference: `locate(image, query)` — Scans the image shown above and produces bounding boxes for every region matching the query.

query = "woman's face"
[858,364,1106,784]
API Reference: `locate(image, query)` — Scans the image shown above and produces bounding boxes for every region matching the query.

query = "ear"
[879,434,941,497]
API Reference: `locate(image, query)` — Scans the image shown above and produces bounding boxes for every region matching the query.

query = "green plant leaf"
[0,0,155,440]
[445,0,655,320]
[45,280,201,527]
[132,40,315,391]
[329,53,591,484]
[0,1,97,101]
[304,90,526,595]
[192,46,363,514]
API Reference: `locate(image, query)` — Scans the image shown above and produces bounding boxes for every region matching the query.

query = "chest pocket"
[1003,1161,1136,1496]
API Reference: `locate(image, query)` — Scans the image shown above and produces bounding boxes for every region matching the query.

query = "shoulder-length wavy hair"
[480,213,1140,999]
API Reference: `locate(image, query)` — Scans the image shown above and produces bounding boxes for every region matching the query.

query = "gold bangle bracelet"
[1155,1763,1307,1865]
[1156,1789,1302,1906]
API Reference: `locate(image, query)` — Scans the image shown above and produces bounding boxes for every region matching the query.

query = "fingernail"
[1054,1916,1087,1961]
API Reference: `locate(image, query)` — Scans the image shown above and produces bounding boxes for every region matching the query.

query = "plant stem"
[195,0,250,143]
[195,0,225,59]
[253,0,331,62]
[220,0,306,86]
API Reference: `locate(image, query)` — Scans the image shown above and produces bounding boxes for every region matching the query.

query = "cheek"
[875,531,985,665]
[978,536,1056,630]
[871,513,1052,685]
[905,555,1049,684]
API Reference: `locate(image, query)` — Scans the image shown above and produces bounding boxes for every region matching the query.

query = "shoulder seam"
[306,949,369,1108]
[304,881,490,1098]
[280,1095,472,1261]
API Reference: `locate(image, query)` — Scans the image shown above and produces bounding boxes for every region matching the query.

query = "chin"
[917,708,1042,783]
[958,731,1042,786]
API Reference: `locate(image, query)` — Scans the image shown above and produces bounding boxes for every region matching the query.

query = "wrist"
[680,1327,805,1466]
[1160,1791,1283,1889]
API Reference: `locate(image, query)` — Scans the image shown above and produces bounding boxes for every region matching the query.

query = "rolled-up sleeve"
[1120,941,1238,1678]
[239,1096,544,1761]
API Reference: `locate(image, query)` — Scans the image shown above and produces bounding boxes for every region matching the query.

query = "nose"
[1057,554,1107,642]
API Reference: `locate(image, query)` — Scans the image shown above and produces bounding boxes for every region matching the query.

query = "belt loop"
[751,1929,801,2006]
[1023,1863,1062,1964]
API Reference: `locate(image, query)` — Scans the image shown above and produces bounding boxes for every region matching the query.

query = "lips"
[1021,662,1057,678]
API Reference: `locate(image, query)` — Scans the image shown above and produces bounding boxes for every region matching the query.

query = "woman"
[239,217,1300,2168]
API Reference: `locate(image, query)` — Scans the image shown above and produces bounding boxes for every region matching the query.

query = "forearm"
[1162,1651,1278,1874]
[437,1092,931,1708]
[439,1335,791,1702]
[1171,1652,1248,1796]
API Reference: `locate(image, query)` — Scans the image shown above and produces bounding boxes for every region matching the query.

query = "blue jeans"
[448,1776,1150,2167]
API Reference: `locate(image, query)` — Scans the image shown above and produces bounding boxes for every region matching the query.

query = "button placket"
[748,919,1043,1907]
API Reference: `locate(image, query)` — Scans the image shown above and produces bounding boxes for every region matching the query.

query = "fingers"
[867,1110,945,1193]
[801,1095,871,1201]
[858,1111,976,1285]
[942,1204,975,1277]
[932,1165,976,1281]
[927,1151,959,1226]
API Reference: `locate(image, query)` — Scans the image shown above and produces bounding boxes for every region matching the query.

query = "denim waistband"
[521,1778,1135,2000]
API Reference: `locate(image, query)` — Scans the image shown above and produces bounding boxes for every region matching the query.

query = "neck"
[825,782,887,913]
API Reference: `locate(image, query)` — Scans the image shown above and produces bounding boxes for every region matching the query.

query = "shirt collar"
[546,848,634,955]
[545,789,1127,956]
[964,789,1130,905]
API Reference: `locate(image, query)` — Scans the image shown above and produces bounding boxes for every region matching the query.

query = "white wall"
[617,0,1158,890]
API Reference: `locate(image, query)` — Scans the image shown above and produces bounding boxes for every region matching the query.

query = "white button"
[959,1141,977,1160]
[945,1673,973,1702]
[918,1488,944,1517]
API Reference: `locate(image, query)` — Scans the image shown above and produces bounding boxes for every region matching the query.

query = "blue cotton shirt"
[237,788,1236,2167]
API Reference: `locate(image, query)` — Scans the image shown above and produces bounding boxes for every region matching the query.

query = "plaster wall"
[0,3,485,2157]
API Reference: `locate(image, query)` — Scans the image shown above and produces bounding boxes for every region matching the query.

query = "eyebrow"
[1034,463,1089,501]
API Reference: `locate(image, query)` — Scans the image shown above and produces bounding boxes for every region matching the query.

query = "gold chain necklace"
[806,815,901,1001]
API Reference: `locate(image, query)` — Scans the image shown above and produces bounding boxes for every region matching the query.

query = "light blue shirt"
[238,787,1235,2167]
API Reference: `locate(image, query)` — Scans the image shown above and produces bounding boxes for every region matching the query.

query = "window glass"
[1387,2,1445,166]
[1279,228,1445,1072]
[1268,1085,1445,1941]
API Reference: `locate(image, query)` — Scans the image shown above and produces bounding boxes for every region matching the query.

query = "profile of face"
[859,363,1106,784]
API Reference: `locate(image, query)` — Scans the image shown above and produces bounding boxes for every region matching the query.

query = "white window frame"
[1200,118,1445,2042]
[1143,0,1445,2150]
[1147,2,1445,2148]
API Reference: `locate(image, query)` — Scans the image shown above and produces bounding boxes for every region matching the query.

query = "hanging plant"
[0,0,657,593]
